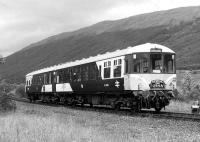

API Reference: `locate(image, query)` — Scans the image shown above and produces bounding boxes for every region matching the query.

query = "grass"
[165,100,192,113]
[0,101,199,142]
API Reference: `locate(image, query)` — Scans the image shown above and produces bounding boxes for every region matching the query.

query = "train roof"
[26,43,175,76]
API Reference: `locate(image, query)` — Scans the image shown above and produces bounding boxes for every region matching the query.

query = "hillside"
[1,6,200,83]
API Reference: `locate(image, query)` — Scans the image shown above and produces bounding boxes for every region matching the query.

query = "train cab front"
[124,47,176,112]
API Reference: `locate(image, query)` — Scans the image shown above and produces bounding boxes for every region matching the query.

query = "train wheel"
[89,103,93,107]
[135,97,142,112]
[42,95,46,103]
[29,97,33,103]
[71,98,77,106]
[30,95,35,103]
[68,98,74,106]
[81,102,84,106]
[114,103,121,111]
[154,99,162,113]
[135,102,141,112]
[110,101,121,111]
[110,101,115,109]
[155,107,162,113]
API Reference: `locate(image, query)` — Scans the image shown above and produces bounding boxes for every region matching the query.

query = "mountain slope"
[26,6,200,48]
[1,6,200,83]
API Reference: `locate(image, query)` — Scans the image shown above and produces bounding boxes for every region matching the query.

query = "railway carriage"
[25,43,176,112]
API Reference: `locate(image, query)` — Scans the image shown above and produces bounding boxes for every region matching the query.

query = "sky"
[0,0,200,57]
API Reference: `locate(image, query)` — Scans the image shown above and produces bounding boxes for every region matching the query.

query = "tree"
[182,71,195,93]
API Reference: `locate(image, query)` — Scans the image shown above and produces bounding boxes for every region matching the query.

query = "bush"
[172,89,188,102]
[15,84,26,98]
[0,80,17,112]
[174,85,200,102]
[0,91,16,112]
[174,71,200,102]
[0,82,16,94]
[188,86,200,100]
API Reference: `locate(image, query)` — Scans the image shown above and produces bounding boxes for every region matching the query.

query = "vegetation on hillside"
[174,71,200,102]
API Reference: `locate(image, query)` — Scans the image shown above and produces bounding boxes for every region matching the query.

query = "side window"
[57,75,59,83]
[125,59,128,74]
[77,67,81,82]
[49,73,51,84]
[81,65,89,81]
[53,72,57,83]
[39,75,42,84]
[59,69,71,83]
[44,74,47,84]
[58,70,64,83]
[72,67,82,82]
[89,64,96,80]
[41,75,44,84]
[68,68,72,81]
[104,61,111,78]
[113,59,122,77]
[35,76,38,85]
[163,54,174,73]
[98,65,101,78]
[32,78,34,85]
[73,67,78,82]
[65,68,70,82]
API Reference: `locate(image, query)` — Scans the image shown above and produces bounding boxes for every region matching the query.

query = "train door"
[52,71,58,92]
[124,54,133,90]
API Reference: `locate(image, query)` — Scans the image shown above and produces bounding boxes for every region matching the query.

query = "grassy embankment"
[0,101,199,142]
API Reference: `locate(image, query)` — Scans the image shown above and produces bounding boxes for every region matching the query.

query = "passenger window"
[49,73,51,84]
[44,74,47,84]
[104,61,111,78]
[39,76,43,84]
[81,66,89,81]
[125,60,128,74]
[65,68,70,82]
[57,75,59,83]
[113,59,122,77]
[89,65,96,80]
[53,72,57,83]
[69,68,72,81]
[58,70,64,83]
[73,68,78,82]
[98,65,101,78]
[77,67,81,82]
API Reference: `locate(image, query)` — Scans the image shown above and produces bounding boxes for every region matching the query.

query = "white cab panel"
[124,74,176,91]
[41,85,52,92]
[56,83,73,92]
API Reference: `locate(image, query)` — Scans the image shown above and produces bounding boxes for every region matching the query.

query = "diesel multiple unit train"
[25,43,176,112]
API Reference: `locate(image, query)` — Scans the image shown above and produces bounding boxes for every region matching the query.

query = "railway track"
[9,95,200,122]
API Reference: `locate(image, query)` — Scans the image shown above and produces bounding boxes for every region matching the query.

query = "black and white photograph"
[0,0,200,141]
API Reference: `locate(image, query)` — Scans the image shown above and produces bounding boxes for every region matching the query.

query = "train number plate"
[149,80,165,89]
